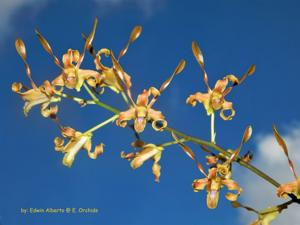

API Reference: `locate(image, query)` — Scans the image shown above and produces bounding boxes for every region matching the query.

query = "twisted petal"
[54,137,64,151]
[214,78,228,93]
[87,143,104,160]
[41,104,58,118]
[136,89,150,106]
[62,49,80,67]
[116,108,135,128]
[220,101,235,120]
[152,162,161,183]
[222,179,242,201]
[148,108,167,131]
[186,92,210,106]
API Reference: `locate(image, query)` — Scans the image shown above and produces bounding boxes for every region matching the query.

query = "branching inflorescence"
[12,18,300,225]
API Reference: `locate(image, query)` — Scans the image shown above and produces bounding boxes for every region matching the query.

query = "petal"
[148,108,167,131]
[136,89,149,106]
[134,117,147,133]
[130,145,160,169]
[277,179,300,199]
[225,192,239,201]
[62,135,90,167]
[186,92,210,106]
[21,89,49,116]
[88,143,104,160]
[220,101,236,120]
[152,119,167,131]
[192,178,208,191]
[76,69,101,91]
[41,104,58,118]
[152,162,161,183]
[207,190,220,209]
[116,108,136,128]
[101,68,123,93]
[52,74,65,87]
[54,137,64,151]
[61,127,76,138]
[214,78,228,93]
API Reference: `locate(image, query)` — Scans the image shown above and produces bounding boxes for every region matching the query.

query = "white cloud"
[0,0,163,45]
[238,124,300,225]
[0,0,47,42]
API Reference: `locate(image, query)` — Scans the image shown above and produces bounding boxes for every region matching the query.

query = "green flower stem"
[80,96,281,188]
[121,91,131,106]
[211,113,216,144]
[160,138,187,147]
[164,126,280,188]
[83,114,119,135]
[56,92,94,104]
[83,82,99,102]
[83,83,120,114]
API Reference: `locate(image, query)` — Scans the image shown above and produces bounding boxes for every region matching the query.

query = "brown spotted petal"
[277,178,300,199]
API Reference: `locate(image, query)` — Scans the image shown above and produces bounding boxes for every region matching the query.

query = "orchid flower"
[193,167,242,209]
[12,39,61,117]
[35,18,100,92]
[90,25,142,93]
[186,41,256,120]
[54,127,104,167]
[116,59,186,133]
[121,143,164,182]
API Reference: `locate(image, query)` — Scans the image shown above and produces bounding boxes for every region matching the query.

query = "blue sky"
[1,0,300,225]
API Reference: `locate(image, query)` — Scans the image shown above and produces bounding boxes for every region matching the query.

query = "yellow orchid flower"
[116,59,185,133]
[51,48,101,91]
[116,87,167,133]
[54,127,104,167]
[186,75,238,120]
[13,39,61,117]
[121,143,164,182]
[192,167,242,209]
[186,41,255,120]
[35,18,100,92]
[85,25,143,93]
